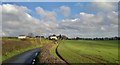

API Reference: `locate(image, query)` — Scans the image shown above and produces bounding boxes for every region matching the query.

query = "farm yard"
[57,40,119,64]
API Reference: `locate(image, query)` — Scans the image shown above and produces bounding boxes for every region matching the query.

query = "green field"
[57,40,119,63]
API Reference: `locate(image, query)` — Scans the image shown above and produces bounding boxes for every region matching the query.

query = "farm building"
[50,36,57,40]
[49,35,58,40]
[18,35,27,39]
[48,34,68,40]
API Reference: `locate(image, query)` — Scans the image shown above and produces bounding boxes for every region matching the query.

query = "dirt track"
[37,43,67,65]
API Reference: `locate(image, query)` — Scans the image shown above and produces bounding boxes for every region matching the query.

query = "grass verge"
[2,46,40,61]
[50,44,59,58]
[2,38,51,62]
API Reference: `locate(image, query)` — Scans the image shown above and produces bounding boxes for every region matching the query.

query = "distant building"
[48,34,68,40]
[60,35,68,40]
[18,35,27,39]
[50,36,57,40]
[49,35,58,40]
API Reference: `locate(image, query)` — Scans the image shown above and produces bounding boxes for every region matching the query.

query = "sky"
[0,2,119,38]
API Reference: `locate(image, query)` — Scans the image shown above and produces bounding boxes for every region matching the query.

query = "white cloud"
[36,7,56,21]
[62,18,80,23]
[2,4,29,14]
[58,11,118,37]
[1,3,118,38]
[1,4,44,36]
[79,12,103,24]
[80,12,94,17]
[1,4,59,37]
[59,6,71,17]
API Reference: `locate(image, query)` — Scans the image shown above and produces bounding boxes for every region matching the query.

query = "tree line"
[68,37,120,40]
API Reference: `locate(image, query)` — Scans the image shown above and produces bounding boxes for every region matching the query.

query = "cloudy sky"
[1,2,118,38]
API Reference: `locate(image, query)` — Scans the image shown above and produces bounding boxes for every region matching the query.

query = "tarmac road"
[2,48,40,65]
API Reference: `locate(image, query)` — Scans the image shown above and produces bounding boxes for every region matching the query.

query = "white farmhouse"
[50,36,57,40]
[18,35,27,39]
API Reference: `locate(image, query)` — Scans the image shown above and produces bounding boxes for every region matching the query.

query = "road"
[2,48,40,65]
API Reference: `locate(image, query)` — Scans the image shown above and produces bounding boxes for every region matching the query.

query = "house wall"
[50,36,57,40]
[18,36,27,39]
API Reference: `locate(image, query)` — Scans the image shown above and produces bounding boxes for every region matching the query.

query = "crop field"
[2,38,52,61]
[57,40,119,63]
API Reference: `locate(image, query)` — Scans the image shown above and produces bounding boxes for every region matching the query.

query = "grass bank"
[36,41,65,64]
[50,44,58,58]
[2,38,51,62]
[57,40,119,63]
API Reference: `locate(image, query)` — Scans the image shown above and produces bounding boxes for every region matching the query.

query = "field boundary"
[55,43,69,65]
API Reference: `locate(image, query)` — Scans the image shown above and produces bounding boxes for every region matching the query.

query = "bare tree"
[28,33,34,38]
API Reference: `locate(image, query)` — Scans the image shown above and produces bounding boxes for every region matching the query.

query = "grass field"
[2,38,52,62]
[57,40,119,63]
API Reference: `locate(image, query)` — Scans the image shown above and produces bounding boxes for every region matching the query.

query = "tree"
[28,33,34,38]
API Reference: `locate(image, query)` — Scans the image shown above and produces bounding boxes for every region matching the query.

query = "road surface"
[2,48,40,65]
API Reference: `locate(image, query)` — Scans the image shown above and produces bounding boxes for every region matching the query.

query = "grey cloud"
[91,2,118,13]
